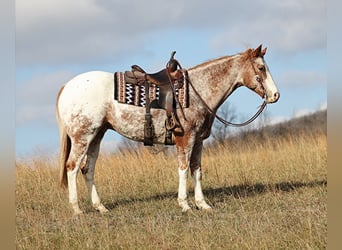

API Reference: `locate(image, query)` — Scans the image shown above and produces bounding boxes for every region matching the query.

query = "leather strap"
[144,77,154,146]
[187,76,267,127]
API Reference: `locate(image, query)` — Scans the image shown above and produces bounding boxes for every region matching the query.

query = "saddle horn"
[167,51,181,71]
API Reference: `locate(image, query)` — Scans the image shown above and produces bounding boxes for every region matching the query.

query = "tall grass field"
[16,112,327,249]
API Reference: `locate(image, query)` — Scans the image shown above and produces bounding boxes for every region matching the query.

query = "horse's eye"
[258,65,265,72]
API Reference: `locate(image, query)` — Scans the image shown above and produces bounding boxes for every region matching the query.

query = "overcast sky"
[16,0,326,157]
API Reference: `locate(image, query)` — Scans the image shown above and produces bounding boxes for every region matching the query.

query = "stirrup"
[165,112,179,131]
[165,130,173,145]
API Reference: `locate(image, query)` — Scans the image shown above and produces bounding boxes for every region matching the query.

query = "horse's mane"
[188,48,253,71]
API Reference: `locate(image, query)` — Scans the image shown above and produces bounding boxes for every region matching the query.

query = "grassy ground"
[16,130,327,249]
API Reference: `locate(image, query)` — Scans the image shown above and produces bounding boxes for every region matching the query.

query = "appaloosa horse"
[56,45,279,215]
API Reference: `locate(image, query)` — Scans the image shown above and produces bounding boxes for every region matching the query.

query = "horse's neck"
[187,54,243,111]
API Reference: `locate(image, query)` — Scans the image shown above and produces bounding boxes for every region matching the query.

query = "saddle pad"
[114,71,189,108]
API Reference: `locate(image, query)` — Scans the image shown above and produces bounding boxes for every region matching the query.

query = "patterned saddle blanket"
[114,71,189,109]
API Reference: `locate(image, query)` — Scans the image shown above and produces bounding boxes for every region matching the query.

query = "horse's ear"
[261,47,267,56]
[252,44,263,58]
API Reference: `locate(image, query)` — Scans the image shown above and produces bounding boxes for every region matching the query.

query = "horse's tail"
[56,86,70,188]
[58,124,70,188]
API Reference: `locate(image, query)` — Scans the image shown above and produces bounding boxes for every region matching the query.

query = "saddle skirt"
[114,70,189,109]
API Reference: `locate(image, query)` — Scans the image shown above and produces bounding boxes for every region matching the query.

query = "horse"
[56,45,280,215]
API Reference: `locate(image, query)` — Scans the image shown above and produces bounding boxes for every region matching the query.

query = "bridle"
[188,56,267,127]
[170,53,267,128]
[188,77,267,127]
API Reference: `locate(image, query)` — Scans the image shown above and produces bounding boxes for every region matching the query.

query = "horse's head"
[239,44,280,104]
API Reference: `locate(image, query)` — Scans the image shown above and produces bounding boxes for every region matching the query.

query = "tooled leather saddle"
[114,51,189,146]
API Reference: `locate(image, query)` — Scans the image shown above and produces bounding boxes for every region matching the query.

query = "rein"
[187,76,267,127]
[171,52,266,127]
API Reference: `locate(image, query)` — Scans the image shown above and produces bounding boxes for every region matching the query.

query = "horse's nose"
[274,92,280,101]
[266,92,280,103]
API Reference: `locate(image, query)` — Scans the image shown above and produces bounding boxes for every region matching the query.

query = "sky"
[15,0,327,158]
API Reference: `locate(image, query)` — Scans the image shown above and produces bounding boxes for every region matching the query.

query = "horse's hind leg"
[81,127,108,214]
[66,139,90,215]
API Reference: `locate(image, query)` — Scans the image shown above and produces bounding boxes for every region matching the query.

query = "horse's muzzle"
[266,92,280,104]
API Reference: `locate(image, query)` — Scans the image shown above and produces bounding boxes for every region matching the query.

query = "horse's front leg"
[190,141,212,210]
[175,134,196,212]
[177,167,191,212]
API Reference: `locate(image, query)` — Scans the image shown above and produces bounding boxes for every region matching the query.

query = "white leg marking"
[193,168,212,210]
[83,137,109,214]
[84,173,109,214]
[178,167,191,212]
[90,186,108,213]
[67,167,83,215]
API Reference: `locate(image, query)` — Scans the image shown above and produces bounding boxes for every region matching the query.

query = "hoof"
[181,206,192,213]
[72,210,84,217]
[71,203,83,216]
[178,198,191,212]
[94,203,109,214]
[195,200,212,211]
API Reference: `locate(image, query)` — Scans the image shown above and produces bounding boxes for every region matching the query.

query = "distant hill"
[220,109,327,147]
[260,109,326,137]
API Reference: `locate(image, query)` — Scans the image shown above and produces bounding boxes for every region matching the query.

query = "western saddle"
[124,51,186,146]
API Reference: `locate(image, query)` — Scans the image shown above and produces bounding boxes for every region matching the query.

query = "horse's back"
[62,71,113,99]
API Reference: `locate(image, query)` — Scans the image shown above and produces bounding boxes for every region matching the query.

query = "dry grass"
[16,130,327,249]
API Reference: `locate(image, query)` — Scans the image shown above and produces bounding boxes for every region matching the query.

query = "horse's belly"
[111,103,168,144]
